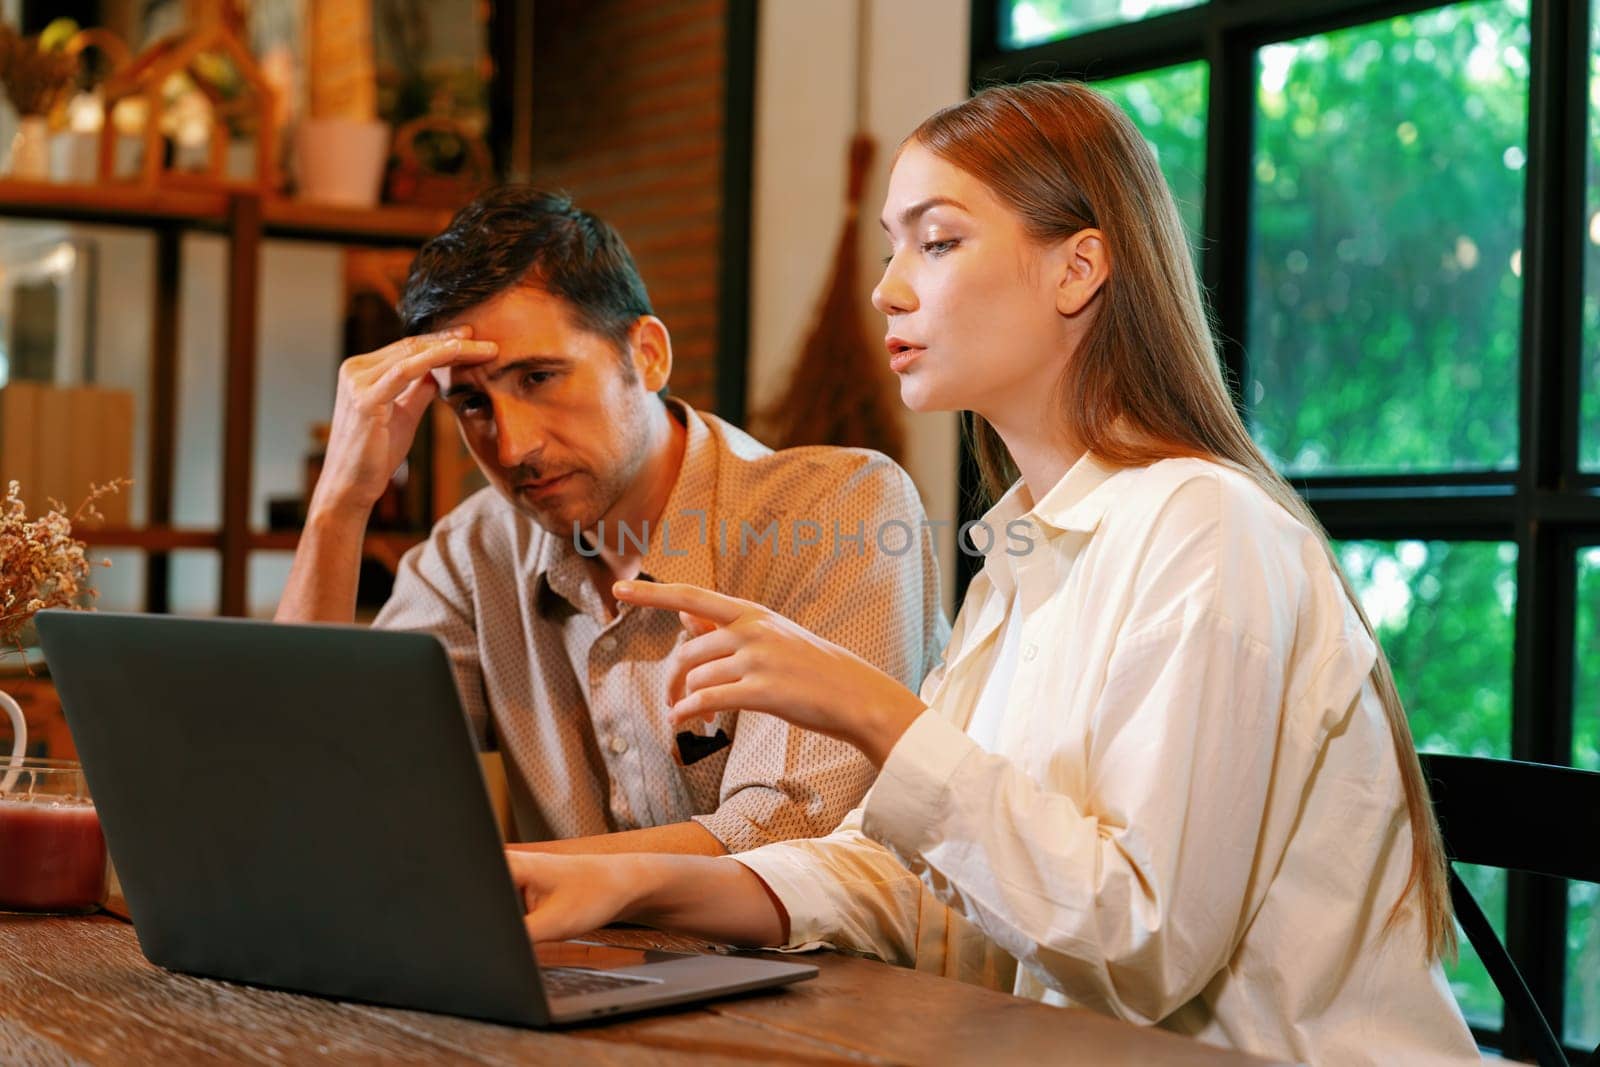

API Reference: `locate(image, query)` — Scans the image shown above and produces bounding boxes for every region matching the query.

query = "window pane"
[1452,864,1510,1030]
[1570,550,1600,1046]
[1338,540,1515,756]
[1571,880,1600,1048]
[1250,3,1528,475]
[1095,62,1208,252]
[168,549,220,616]
[1581,0,1600,469]
[90,549,144,613]
[1000,0,1202,49]
[1337,539,1515,1030]
[1575,548,1600,771]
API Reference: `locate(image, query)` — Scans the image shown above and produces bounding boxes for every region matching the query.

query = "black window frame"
[966,0,1597,1058]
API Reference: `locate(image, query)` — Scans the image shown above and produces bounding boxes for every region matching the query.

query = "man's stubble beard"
[513,404,656,543]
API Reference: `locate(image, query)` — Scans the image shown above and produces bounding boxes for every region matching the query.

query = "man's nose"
[493,399,546,469]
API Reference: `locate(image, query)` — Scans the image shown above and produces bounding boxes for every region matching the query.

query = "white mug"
[1,689,25,791]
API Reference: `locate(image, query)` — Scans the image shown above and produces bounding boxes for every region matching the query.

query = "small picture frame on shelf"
[0,235,96,388]
[0,234,132,523]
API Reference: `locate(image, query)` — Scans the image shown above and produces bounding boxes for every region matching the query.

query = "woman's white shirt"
[961,581,1020,753]
[732,455,1480,1066]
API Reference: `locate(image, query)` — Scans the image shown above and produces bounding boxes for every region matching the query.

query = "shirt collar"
[636,399,718,590]
[1025,451,1121,534]
[536,398,719,615]
[976,452,1120,534]
[974,452,1121,598]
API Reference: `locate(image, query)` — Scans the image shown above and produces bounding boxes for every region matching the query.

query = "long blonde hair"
[912,79,1454,959]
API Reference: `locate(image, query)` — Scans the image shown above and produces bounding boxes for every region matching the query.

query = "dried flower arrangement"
[0,479,128,665]
[0,23,76,118]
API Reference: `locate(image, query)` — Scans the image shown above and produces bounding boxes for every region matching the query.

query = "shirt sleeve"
[729,802,1013,983]
[728,657,1015,990]
[372,517,492,746]
[856,478,1368,1025]
[693,455,951,853]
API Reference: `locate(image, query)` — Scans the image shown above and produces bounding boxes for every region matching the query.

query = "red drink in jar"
[0,760,108,913]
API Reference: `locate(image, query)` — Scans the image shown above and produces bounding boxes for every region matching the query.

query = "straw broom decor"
[755,2,905,463]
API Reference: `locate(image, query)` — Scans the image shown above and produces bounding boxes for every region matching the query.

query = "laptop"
[34,610,816,1026]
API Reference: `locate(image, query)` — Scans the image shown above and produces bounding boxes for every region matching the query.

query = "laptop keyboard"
[543,967,660,998]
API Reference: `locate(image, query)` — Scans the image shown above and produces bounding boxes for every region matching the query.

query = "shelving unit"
[0,178,450,615]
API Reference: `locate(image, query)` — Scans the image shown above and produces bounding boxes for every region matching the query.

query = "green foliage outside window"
[1575,551,1600,774]
[1570,884,1600,1048]
[1566,551,1600,1046]
[1001,0,1201,48]
[1338,541,1514,757]
[1581,3,1600,468]
[1250,2,1529,475]
[1338,540,1514,1028]
[1094,63,1208,256]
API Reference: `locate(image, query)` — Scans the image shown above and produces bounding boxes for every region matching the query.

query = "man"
[277,186,946,857]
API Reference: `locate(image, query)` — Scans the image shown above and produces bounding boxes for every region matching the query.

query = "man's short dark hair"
[399,186,654,354]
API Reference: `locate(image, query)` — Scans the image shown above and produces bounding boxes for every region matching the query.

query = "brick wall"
[530,0,729,412]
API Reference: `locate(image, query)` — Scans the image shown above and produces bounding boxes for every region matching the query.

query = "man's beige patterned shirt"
[374,401,947,851]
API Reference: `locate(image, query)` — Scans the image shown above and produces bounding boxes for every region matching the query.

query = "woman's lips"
[888,346,925,373]
[886,336,926,373]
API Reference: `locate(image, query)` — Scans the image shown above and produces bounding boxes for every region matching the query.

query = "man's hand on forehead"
[428,328,500,389]
[311,327,498,517]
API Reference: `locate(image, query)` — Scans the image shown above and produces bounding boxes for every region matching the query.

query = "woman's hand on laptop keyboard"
[506,850,789,948]
[507,851,643,944]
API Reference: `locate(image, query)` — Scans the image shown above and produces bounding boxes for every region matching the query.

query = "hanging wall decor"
[755,0,905,464]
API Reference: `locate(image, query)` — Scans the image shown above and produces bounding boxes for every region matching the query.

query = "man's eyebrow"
[441,356,571,399]
[879,196,971,233]
[487,355,572,382]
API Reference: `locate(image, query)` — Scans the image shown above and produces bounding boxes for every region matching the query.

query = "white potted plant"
[0,23,75,180]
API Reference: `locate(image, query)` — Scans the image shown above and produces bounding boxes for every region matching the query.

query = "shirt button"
[609,735,629,755]
[1022,643,1038,662]
[598,635,618,653]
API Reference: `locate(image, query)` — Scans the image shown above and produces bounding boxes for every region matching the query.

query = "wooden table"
[0,914,1280,1065]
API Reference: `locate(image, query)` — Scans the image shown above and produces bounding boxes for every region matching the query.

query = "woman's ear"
[1056,229,1110,317]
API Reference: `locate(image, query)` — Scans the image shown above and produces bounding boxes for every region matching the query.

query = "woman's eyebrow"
[879,196,972,232]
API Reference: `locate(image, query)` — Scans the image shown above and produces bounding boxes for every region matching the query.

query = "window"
[1095,62,1208,249]
[970,0,1596,1057]
[998,0,1203,49]
[1567,550,1600,1047]
[1250,5,1527,475]
[1582,0,1600,471]
[1340,540,1515,757]
[1342,539,1515,1028]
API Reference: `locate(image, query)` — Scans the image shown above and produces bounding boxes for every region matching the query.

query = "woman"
[506,81,1479,1065]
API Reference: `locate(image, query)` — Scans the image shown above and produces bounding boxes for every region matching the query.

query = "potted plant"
[0,23,76,179]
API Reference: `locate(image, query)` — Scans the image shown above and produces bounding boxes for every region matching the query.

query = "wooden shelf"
[0,178,227,229]
[0,179,454,246]
[250,529,423,573]
[261,199,454,246]
[249,529,424,554]
[0,181,448,613]
[78,526,222,551]
[77,525,423,567]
